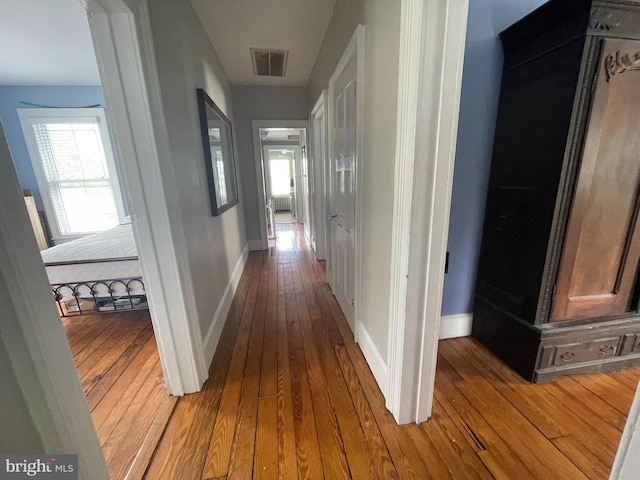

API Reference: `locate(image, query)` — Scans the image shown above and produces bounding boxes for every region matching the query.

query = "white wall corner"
[203,243,250,365]
[611,382,640,479]
[356,322,389,397]
[439,313,473,339]
[414,0,469,424]
[88,4,209,396]
[386,0,427,424]
[387,0,469,425]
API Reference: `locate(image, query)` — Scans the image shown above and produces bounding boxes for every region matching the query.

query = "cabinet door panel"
[551,39,640,322]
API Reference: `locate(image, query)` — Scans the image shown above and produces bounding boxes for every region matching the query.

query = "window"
[18,108,125,242]
[269,149,294,196]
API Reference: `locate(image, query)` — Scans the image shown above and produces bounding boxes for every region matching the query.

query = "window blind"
[32,122,119,235]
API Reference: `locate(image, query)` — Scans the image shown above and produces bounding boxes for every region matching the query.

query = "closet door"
[551,38,640,322]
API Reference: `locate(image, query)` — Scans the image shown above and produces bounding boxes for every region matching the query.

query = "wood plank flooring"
[142,223,640,479]
[62,309,174,480]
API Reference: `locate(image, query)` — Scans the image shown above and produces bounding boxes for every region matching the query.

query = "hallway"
[142,223,639,479]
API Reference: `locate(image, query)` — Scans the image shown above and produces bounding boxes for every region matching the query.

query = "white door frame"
[300,139,311,233]
[251,120,308,250]
[86,0,208,395]
[0,124,110,478]
[0,0,212,474]
[611,382,640,479]
[326,25,364,338]
[387,0,469,424]
[262,143,302,218]
[310,90,329,260]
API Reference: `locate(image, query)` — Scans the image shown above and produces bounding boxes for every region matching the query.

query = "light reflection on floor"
[274,222,299,252]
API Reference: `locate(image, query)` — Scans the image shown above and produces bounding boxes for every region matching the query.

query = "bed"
[41,219,147,316]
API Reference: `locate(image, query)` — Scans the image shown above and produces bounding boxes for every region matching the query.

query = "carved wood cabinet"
[472,0,640,382]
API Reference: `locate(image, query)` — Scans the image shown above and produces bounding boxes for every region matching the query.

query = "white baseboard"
[248,239,267,251]
[356,322,389,397]
[203,244,249,366]
[439,313,473,339]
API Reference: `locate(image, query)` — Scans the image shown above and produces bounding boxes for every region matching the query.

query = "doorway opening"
[252,122,310,248]
[0,1,177,477]
[263,141,301,226]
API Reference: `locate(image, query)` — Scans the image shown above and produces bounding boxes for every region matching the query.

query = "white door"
[329,53,357,331]
[311,93,328,260]
[301,143,313,242]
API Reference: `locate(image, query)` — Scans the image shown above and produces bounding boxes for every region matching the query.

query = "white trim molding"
[387,0,428,423]
[439,313,474,340]
[87,0,207,395]
[251,120,309,251]
[355,26,365,344]
[611,382,640,479]
[387,0,469,424]
[203,244,249,364]
[310,89,329,261]
[356,322,389,396]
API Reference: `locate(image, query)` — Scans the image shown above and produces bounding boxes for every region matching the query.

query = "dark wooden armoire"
[472,0,640,382]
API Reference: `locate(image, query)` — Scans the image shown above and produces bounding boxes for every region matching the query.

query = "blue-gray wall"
[0,86,106,211]
[442,0,550,315]
[231,86,309,243]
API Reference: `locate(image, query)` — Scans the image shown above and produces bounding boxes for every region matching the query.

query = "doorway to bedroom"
[0,1,171,478]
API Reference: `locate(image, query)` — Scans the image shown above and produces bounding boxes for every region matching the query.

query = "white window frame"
[18,108,126,244]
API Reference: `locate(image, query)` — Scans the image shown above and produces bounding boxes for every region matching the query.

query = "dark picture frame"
[196,88,239,216]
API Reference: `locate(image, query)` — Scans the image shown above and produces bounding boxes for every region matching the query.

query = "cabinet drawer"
[553,338,619,365]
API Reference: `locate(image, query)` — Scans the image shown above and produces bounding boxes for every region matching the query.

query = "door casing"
[263,143,302,221]
[251,120,309,250]
[326,25,365,341]
[310,90,329,260]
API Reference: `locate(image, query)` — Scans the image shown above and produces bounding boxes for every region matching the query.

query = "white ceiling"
[0,0,101,86]
[0,0,335,88]
[191,0,336,87]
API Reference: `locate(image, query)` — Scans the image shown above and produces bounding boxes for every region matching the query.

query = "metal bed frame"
[47,256,147,317]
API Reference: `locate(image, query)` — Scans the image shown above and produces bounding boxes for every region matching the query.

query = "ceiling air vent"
[251,49,288,77]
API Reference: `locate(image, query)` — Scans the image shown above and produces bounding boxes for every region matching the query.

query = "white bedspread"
[41,223,137,264]
[41,223,143,290]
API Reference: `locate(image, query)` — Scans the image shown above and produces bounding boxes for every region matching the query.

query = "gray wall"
[308,0,364,105]
[232,86,308,243]
[307,0,401,362]
[441,0,550,316]
[147,0,248,341]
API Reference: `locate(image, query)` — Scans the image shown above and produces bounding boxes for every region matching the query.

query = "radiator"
[272,195,291,212]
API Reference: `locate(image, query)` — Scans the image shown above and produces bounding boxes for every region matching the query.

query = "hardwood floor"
[141,223,640,479]
[62,309,175,480]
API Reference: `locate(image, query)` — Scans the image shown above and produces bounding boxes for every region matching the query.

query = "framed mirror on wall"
[196,88,239,216]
